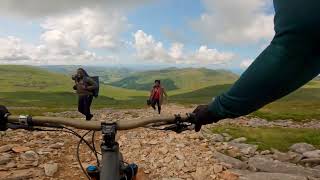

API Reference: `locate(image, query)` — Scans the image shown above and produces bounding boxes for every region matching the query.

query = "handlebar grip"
[8,115,101,130]
[0,105,10,131]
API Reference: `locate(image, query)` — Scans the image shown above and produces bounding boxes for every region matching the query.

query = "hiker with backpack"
[72,68,98,121]
[149,80,168,114]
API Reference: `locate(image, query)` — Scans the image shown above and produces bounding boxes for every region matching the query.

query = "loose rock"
[0,144,13,153]
[12,146,31,153]
[0,155,11,165]
[20,151,39,161]
[44,163,59,177]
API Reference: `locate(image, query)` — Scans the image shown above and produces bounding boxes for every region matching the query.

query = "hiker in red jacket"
[149,80,168,114]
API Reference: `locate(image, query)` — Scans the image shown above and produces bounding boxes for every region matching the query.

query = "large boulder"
[289,143,316,154]
[272,149,303,163]
[248,156,320,178]
[303,150,320,159]
[213,151,246,169]
[240,172,307,180]
[228,142,258,156]
[231,137,247,143]
[226,169,308,180]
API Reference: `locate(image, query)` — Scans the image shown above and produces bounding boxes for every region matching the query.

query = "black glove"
[192,105,217,132]
[0,105,9,131]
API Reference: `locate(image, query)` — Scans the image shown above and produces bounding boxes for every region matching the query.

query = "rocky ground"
[1,104,320,180]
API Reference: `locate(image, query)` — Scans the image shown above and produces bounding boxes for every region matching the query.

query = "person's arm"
[162,88,168,102]
[73,80,78,90]
[192,0,320,131]
[163,88,168,97]
[150,87,156,99]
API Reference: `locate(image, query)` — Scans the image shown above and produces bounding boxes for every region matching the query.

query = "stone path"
[0,104,320,179]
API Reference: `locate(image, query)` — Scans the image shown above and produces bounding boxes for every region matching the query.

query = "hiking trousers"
[78,95,93,119]
[151,99,161,114]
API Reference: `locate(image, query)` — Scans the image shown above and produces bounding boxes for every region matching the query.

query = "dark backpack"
[90,76,99,98]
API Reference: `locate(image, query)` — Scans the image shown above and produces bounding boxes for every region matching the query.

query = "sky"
[0,0,275,70]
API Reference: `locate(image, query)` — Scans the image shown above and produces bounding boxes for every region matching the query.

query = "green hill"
[0,65,147,115]
[0,65,73,92]
[171,84,231,104]
[111,68,239,92]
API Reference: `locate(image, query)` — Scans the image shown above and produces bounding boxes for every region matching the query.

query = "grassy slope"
[0,65,73,92]
[111,68,239,92]
[211,125,320,151]
[0,65,147,115]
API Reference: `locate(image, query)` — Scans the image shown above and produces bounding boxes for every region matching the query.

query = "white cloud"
[0,37,33,62]
[133,30,234,65]
[133,30,167,62]
[193,46,234,64]
[41,8,128,49]
[0,0,153,17]
[169,43,184,60]
[0,35,119,65]
[0,8,128,65]
[191,0,274,44]
[240,59,254,69]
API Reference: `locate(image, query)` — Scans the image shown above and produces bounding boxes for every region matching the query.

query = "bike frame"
[100,122,121,180]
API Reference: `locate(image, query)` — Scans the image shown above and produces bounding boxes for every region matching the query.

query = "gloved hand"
[192,105,217,132]
[0,105,9,131]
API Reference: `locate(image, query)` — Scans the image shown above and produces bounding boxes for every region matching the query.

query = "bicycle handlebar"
[7,114,193,131]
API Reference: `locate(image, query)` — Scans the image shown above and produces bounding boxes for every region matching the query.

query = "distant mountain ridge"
[110,68,239,91]
[40,65,134,84]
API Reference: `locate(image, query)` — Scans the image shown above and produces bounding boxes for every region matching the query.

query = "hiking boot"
[86,114,93,121]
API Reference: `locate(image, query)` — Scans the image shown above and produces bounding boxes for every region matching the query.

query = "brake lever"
[162,114,195,133]
[162,123,194,133]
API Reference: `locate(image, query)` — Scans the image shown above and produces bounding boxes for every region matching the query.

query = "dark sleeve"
[207,0,320,121]
[208,43,320,120]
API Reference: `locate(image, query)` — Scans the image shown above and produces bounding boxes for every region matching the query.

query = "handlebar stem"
[101,122,117,149]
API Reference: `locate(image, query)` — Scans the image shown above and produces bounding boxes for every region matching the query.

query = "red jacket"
[149,86,168,105]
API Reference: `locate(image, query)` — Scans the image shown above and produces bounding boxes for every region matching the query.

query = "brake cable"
[77,130,93,180]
